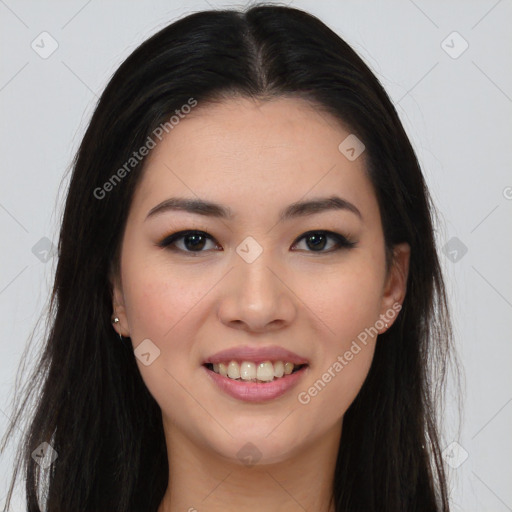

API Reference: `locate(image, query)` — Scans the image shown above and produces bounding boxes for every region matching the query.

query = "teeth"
[274,361,284,378]
[240,361,256,381]
[218,362,228,377]
[256,361,274,382]
[209,360,303,382]
[227,361,240,379]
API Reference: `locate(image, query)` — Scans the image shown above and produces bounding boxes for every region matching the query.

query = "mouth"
[201,345,310,402]
[203,361,308,383]
[202,359,309,402]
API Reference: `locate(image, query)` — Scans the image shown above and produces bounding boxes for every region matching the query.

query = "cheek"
[299,345,375,412]
[121,249,213,345]
[296,258,385,341]
[120,260,214,418]
[292,258,384,419]
[296,274,379,428]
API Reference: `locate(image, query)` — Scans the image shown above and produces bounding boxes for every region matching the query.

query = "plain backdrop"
[1,1,511,510]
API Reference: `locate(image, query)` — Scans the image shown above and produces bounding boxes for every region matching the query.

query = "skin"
[110,96,410,512]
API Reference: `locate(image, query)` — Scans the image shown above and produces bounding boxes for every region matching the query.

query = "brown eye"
[157,230,220,253]
[292,230,356,253]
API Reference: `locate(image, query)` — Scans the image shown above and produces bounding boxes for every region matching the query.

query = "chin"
[205,428,304,467]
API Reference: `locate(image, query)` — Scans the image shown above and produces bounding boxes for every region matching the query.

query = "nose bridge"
[217,237,296,331]
[236,241,281,308]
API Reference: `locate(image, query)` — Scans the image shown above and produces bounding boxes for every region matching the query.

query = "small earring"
[112,316,123,341]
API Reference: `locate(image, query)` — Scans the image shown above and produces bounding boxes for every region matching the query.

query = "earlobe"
[378,242,410,332]
[109,270,130,338]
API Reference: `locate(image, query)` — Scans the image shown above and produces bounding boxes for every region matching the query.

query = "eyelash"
[156,229,356,255]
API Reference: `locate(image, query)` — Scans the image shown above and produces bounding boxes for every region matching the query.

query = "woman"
[1,4,455,511]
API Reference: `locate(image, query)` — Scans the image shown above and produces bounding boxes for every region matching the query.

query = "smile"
[205,360,305,382]
[203,362,309,402]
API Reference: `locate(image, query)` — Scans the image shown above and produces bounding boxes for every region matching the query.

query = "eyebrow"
[145,195,362,222]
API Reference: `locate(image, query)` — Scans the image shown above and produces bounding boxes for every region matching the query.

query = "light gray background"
[1,1,511,510]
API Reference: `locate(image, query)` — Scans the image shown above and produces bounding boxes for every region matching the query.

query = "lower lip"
[203,365,308,402]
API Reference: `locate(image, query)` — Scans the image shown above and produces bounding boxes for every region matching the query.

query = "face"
[111,96,409,466]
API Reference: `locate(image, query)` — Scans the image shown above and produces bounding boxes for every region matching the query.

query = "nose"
[217,252,297,333]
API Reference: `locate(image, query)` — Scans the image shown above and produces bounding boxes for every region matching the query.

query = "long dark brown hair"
[1,4,457,511]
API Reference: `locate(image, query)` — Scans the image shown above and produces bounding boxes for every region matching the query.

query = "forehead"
[131,96,378,223]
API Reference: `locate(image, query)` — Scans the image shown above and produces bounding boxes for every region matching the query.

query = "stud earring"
[111,316,123,341]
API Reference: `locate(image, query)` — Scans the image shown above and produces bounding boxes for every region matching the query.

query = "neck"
[157,418,341,512]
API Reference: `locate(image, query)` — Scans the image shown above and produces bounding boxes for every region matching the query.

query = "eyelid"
[156,229,220,252]
[290,230,356,250]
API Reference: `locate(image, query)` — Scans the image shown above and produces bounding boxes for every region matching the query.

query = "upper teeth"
[212,360,298,382]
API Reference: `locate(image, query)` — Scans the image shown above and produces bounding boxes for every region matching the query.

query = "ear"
[109,266,130,338]
[378,242,410,333]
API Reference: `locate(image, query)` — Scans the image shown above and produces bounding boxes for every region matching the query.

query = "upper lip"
[203,345,309,365]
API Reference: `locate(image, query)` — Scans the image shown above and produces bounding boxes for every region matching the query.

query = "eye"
[291,230,356,253]
[157,230,220,254]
